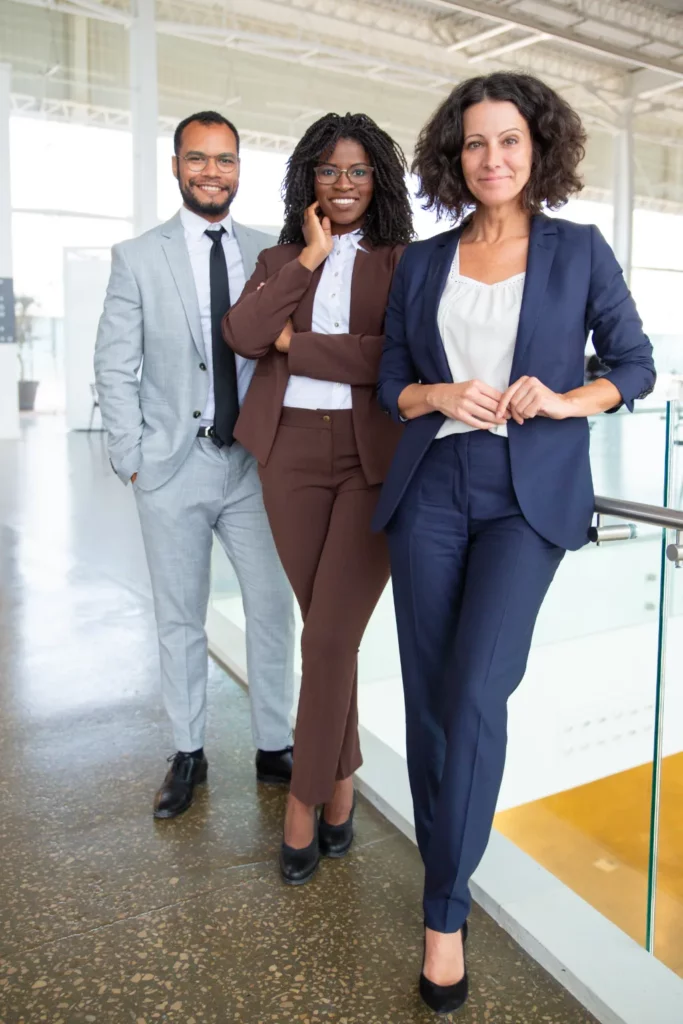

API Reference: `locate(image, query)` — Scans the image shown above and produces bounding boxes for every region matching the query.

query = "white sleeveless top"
[436,243,525,440]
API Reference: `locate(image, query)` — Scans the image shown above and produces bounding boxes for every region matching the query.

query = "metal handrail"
[592,495,683,565]
[594,495,683,531]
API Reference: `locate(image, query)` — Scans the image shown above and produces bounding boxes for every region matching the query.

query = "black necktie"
[205,227,239,447]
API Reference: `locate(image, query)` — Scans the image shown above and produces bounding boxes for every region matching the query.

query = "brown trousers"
[259,409,390,806]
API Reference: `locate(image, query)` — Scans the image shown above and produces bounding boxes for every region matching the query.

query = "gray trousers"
[134,437,295,753]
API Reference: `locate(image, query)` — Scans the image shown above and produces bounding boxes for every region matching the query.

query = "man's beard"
[179,178,235,218]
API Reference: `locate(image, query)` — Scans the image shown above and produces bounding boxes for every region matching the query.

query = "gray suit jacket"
[94,211,276,491]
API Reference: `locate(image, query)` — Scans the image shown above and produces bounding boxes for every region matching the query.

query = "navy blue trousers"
[386,431,565,933]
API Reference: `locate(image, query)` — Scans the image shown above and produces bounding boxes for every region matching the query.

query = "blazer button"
[199,362,207,371]
[193,410,201,418]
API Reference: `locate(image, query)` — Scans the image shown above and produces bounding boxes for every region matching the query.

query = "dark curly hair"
[174,110,240,155]
[279,112,414,247]
[413,72,586,221]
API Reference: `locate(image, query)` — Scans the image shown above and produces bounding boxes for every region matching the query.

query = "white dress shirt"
[436,242,525,440]
[283,229,365,410]
[180,206,251,427]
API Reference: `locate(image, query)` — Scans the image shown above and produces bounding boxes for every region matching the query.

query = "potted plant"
[15,294,39,411]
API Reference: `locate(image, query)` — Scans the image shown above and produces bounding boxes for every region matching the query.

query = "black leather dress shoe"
[153,752,208,819]
[319,792,357,858]
[279,833,320,886]
[256,745,293,785]
[419,920,469,1015]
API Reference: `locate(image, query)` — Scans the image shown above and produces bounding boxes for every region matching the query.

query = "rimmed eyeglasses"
[313,164,374,185]
[182,153,239,173]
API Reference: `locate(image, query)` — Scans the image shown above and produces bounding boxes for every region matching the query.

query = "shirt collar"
[180,205,234,241]
[332,228,366,253]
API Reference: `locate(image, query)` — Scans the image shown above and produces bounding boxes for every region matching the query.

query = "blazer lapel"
[160,213,205,360]
[510,214,558,380]
[232,220,259,280]
[349,244,377,334]
[292,261,323,331]
[424,226,463,385]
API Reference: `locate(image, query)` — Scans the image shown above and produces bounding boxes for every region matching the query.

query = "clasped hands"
[428,376,571,429]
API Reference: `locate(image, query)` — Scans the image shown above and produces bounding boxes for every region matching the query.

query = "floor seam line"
[5,862,274,958]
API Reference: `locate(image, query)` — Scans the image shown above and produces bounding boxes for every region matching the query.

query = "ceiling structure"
[4,0,683,207]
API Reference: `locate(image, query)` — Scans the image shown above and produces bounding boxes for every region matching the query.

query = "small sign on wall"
[0,277,15,343]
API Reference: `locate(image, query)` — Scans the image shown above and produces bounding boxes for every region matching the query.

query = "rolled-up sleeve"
[586,226,656,412]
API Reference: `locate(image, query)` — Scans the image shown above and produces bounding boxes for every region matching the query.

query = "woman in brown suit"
[224,112,413,883]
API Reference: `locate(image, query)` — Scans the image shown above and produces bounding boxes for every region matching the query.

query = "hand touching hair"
[279,112,414,248]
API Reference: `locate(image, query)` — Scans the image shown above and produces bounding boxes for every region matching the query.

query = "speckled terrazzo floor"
[0,418,598,1024]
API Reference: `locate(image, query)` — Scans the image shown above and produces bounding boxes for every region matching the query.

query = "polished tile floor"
[0,416,597,1024]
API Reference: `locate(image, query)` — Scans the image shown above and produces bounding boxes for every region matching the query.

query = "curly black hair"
[279,112,414,247]
[413,72,586,221]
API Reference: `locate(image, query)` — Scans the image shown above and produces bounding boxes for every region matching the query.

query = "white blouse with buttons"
[283,229,365,410]
[436,242,525,440]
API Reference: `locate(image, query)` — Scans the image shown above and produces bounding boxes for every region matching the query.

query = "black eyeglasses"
[313,163,374,185]
[182,153,239,173]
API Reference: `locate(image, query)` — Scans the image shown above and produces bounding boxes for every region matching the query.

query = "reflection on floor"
[495,754,683,977]
[0,416,597,1023]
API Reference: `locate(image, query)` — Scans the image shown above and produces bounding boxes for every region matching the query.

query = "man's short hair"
[173,111,241,156]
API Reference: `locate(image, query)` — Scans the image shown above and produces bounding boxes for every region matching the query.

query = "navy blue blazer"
[373,214,656,551]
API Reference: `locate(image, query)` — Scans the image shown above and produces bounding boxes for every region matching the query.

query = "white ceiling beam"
[9,0,683,85]
[446,23,514,53]
[156,19,457,94]
[63,0,131,25]
[4,0,595,95]
[7,0,683,134]
[422,0,683,79]
[7,0,132,25]
[643,80,683,101]
[534,0,683,48]
[629,69,683,102]
[159,0,477,74]
[9,91,300,150]
[1,0,647,109]
[468,31,550,66]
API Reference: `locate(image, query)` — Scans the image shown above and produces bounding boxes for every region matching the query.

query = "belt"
[196,425,216,438]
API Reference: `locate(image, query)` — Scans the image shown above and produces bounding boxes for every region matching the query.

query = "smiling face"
[313,137,374,235]
[460,99,533,211]
[172,120,240,222]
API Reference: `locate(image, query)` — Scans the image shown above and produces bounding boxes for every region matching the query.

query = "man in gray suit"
[94,111,295,819]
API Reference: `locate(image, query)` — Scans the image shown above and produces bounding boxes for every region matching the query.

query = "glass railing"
[654,401,683,977]
[206,392,683,979]
[496,397,683,977]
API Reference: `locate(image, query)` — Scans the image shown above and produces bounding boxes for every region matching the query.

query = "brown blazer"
[223,240,405,486]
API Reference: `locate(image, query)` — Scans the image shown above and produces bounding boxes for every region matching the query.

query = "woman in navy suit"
[375,72,655,1014]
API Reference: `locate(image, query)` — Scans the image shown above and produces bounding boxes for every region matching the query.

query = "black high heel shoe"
[279,810,320,886]
[319,792,357,858]
[419,920,469,1015]
[279,834,320,885]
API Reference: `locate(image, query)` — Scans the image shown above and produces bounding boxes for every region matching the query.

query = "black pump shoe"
[419,920,469,1015]
[319,792,357,858]
[279,833,320,886]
